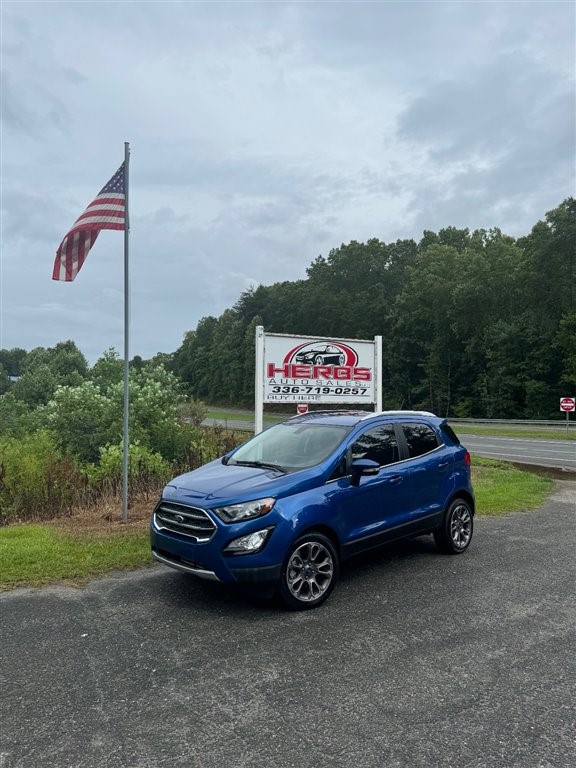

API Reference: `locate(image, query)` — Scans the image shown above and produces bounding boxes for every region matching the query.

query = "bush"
[0,431,86,523]
[45,382,115,462]
[175,424,246,474]
[86,442,173,498]
[45,363,187,463]
[179,399,208,427]
[0,418,247,524]
[0,394,33,437]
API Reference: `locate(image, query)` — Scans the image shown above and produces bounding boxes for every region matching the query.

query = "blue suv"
[151,411,474,609]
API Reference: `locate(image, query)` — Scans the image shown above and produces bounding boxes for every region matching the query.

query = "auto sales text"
[266,363,372,381]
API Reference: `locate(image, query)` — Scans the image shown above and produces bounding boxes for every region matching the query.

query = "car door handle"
[387,475,403,485]
[437,462,448,469]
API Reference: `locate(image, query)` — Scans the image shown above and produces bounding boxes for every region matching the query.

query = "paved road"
[462,434,576,470]
[1,483,575,768]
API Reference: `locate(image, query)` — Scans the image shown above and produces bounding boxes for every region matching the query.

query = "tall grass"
[0,425,246,525]
[0,431,88,524]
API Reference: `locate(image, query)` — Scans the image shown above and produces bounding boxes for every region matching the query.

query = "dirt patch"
[511,462,576,481]
[48,496,155,537]
[549,480,576,506]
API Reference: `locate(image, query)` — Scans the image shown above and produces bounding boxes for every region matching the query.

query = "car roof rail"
[286,410,372,421]
[360,410,438,420]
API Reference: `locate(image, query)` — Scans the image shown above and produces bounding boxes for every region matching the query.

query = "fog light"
[223,527,273,554]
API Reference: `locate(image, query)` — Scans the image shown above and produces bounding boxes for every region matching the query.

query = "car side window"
[350,425,399,467]
[401,423,439,458]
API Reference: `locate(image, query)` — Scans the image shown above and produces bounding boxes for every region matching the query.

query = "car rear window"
[400,423,440,458]
[440,422,461,445]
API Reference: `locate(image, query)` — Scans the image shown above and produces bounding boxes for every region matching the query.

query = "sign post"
[560,396,575,436]
[255,326,265,435]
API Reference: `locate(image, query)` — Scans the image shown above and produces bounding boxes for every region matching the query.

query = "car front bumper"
[150,506,286,586]
[151,545,282,584]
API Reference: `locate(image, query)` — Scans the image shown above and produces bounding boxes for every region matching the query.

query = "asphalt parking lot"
[1,482,575,768]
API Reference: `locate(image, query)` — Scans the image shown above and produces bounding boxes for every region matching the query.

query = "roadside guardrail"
[448,418,574,429]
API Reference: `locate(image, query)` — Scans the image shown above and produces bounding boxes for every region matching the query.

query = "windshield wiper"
[231,460,286,473]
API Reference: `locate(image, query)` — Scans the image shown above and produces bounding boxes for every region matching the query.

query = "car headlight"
[212,497,275,523]
[223,527,273,554]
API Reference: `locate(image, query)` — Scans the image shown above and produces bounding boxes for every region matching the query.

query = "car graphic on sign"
[294,344,346,366]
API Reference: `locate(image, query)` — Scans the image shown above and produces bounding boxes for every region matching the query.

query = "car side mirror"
[350,458,380,486]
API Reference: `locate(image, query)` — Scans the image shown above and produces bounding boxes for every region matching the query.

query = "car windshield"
[228,422,351,472]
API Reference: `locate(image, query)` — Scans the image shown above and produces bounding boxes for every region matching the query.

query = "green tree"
[388,244,463,414]
[0,364,11,396]
[12,364,58,407]
[48,341,88,385]
[11,341,88,406]
[556,312,576,388]
[45,363,186,463]
[0,347,27,377]
[22,341,88,384]
[172,317,219,399]
[90,348,123,394]
[45,381,115,462]
[0,394,33,437]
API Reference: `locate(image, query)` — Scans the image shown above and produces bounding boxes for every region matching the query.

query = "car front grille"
[154,501,217,541]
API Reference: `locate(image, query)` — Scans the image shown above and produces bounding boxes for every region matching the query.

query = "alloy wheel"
[286,540,334,602]
[450,503,472,549]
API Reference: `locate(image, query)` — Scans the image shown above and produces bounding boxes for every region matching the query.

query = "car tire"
[434,498,474,554]
[314,355,324,365]
[278,533,339,610]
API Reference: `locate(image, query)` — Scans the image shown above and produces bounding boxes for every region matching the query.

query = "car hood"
[162,459,320,507]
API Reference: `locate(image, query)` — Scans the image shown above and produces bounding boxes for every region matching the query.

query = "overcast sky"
[1,0,574,363]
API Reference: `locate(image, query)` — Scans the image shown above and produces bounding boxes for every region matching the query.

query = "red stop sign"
[560,397,575,412]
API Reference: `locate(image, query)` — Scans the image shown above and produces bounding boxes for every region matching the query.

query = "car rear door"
[396,421,453,531]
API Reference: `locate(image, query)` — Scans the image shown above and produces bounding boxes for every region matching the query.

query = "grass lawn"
[455,425,575,441]
[206,408,281,425]
[472,457,554,514]
[0,460,556,591]
[0,525,150,591]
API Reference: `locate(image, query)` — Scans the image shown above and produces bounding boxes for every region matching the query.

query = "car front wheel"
[434,498,473,554]
[278,533,339,610]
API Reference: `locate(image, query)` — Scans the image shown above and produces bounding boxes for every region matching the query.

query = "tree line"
[2,198,575,421]
[169,199,575,418]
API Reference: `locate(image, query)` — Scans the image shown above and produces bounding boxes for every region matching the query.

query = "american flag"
[52,163,126,281]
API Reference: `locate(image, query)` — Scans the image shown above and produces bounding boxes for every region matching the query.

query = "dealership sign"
[255,327,382,432]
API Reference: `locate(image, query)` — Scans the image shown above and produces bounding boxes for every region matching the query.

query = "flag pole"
[122,142,130,522]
